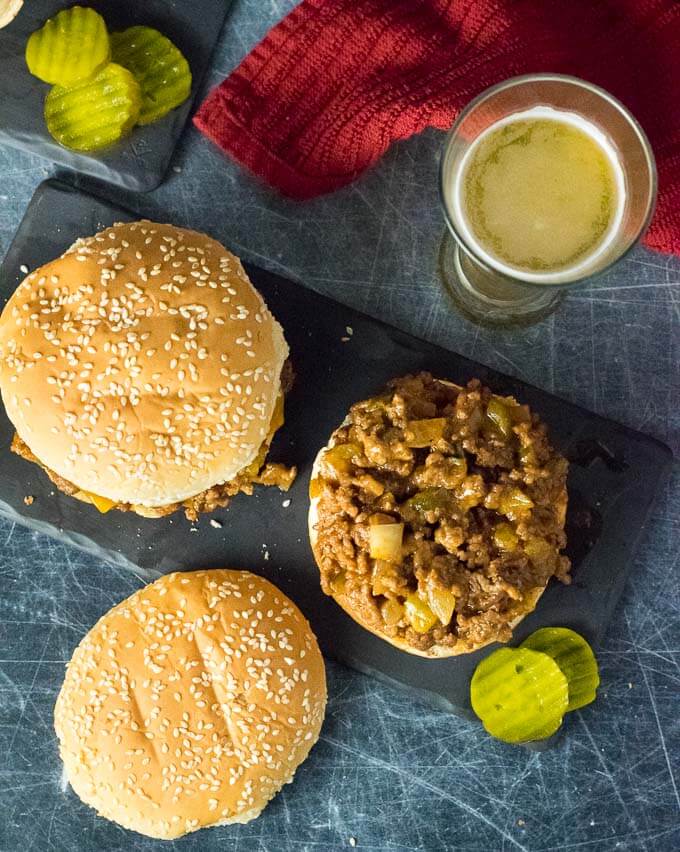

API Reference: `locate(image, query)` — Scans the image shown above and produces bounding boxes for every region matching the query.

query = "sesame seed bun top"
[0,221,288,506]
[54,569,327,840]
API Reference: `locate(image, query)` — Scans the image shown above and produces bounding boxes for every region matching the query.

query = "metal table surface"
[0,2,678,850]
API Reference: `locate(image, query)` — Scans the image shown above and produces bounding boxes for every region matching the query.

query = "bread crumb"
[341,336,350,343]
[517,819,525,827]
[282,499,291,508]
[189,526,198,533]
[172,165,182,173]
[23,495,34,506]
[349,838,357,848]
[210,519,223,529]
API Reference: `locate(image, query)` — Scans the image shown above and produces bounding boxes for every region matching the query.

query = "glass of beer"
[439,74,656,325]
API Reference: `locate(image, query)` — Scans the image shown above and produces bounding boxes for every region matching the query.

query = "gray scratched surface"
[0,1,679,850]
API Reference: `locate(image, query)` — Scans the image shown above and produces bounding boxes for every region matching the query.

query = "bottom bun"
[54,569,327,839]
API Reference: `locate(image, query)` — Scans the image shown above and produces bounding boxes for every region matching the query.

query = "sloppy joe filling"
[311,374,570,653]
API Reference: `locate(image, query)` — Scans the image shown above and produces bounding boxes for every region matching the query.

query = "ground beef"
[11,362,297,521]
[279,359,295,396]
[311,373,570,654]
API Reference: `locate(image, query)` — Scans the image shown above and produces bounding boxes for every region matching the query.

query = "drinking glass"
[439,74,657,326]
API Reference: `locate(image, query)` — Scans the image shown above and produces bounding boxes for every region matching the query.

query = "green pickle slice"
[521,627,600,711]
[26,6,110,86]
[111,26,192,125]
[45,64,141,152]
[470,647,569,743]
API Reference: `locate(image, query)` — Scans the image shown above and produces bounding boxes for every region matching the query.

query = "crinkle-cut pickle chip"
[26,6,110,86]
[45,63,141,152]
[110,25,192,125]
[470,647,569,743]
[521,627,600,711]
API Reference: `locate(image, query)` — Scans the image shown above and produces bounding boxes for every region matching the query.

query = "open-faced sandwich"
[0,220,295,520]
[309,373,570,657]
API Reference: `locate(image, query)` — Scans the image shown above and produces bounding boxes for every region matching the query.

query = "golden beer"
[455,109,624,279]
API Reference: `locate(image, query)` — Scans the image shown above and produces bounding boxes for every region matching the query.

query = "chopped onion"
[368,523,404,563]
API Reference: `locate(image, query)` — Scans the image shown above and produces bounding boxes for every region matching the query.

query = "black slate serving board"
[0,181,673,739]
[0,1,233,191]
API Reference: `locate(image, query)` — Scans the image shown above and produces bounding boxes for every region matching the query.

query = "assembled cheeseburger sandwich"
[309,373,570,657]
[0,221,295,519]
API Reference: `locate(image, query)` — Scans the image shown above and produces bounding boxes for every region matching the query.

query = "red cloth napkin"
[194,0,680,255]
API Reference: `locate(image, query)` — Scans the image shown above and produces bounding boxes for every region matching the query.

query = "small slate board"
[0,1,232,191]
[0,181,673,739]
